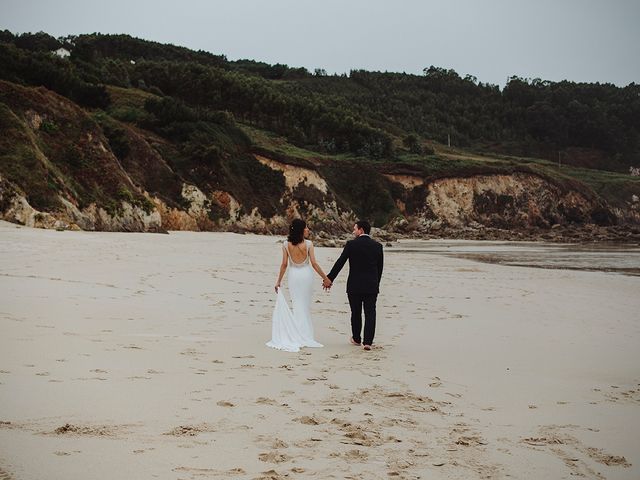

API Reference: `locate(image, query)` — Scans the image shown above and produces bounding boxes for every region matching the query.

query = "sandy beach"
[1,220,638,479]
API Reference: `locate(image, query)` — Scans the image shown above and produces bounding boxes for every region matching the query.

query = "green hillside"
[1,30,639,231]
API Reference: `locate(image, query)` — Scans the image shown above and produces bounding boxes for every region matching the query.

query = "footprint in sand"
[295,415,327,426]
[165,426,200,437]
[258,451,291,463]
[522,426,631,474]
[270,439,288,449]
[341,424,382,447]
[165,424,215,437]
[455,435,488,447]
[429,377,442,388]
[255,470,285,480]
[0,467,14,480]
[342,449,368,461]
[52,423,118,437]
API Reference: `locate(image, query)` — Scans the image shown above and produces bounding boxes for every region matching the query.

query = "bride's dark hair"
[287,219,306,245]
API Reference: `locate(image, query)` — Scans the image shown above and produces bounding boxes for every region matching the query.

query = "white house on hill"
[53,48,70,58]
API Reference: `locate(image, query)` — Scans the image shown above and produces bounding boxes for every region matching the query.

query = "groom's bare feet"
[350,337,361,346]
[363,344,372,351]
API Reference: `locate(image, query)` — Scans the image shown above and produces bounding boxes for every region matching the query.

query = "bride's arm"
[275,246,288,292]
[309,242,330,283]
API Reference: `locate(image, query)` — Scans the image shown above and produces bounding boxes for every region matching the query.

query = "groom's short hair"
[356,220,371,234]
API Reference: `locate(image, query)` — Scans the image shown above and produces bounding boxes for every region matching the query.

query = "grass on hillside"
[239,124,331,162]
[242,123,533,176]
[101,88,640,214]
[105,86,158,123]
[241,122,640,209]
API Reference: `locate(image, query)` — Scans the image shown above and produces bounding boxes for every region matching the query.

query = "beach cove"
[1,220,638,479]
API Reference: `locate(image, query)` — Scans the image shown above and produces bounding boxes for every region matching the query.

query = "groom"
[324,220,384,351]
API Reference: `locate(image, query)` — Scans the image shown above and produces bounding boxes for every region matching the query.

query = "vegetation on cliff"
[0,30,639,231]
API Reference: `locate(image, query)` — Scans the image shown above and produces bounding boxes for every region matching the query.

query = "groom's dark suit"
[327,234,383,346]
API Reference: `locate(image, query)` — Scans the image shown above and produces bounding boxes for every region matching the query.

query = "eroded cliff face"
[1,80,637,236]
[0,155,354,234]
[2,157,629,236]
[133,156,354,233]
[385,173,617,230]
[0,174,162,231]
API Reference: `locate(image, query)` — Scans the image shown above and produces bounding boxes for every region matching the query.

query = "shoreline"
[388,239,640,277]
[2,217,640,245]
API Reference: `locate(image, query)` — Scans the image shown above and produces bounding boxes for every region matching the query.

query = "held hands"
[322,277,332,291]
[274,283,280,293]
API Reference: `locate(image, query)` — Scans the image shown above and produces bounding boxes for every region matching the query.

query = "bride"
[266,219,330,352]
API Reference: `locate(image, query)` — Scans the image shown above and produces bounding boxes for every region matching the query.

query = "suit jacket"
[327,235,384,294]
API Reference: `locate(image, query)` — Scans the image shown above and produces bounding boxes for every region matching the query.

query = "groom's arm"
[327,241,350,281]
[377,244,384,284]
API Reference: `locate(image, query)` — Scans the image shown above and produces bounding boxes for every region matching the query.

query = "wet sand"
[391,239,640,276]
[1,221,638,479]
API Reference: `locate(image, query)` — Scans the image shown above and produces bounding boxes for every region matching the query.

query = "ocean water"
[388,240,640,276]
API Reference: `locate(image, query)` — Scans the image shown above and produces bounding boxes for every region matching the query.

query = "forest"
[1,30,638,171]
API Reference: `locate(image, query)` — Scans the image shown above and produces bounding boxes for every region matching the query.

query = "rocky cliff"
[1,80,639,240]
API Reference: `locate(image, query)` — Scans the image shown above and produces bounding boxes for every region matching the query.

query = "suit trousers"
[347,293,377,346]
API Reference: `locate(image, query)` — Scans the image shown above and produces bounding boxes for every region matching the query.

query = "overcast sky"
[1,0,638,87]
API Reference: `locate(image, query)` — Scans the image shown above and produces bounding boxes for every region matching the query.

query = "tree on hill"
[1,30,638,169]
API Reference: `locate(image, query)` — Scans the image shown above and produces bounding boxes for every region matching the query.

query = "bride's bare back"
[286,241,308,264]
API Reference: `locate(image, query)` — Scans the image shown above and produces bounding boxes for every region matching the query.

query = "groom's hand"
[322,278,332,290]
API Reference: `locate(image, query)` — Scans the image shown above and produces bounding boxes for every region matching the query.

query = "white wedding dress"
[266,240,323,352]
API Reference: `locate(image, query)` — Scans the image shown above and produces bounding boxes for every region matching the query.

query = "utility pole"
[558,150,561,168]
[448,133,451,148]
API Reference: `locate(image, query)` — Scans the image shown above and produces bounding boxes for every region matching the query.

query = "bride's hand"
[274,283,280,293]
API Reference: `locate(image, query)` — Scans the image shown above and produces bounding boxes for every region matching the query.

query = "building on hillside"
[53,48,71,58]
